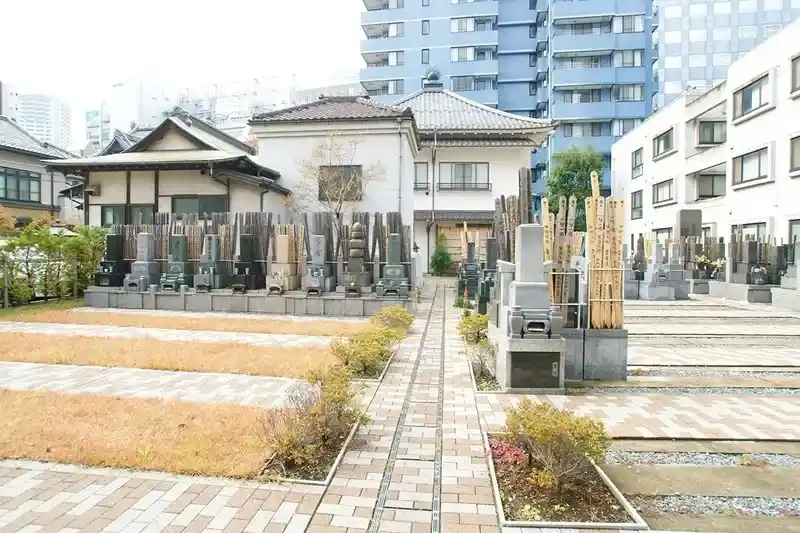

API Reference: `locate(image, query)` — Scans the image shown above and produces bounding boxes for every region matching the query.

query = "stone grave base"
[625,281,690,300]
[84,286,414,317]
[770,287,800,311]
[689,279,709,295]
[707,280,774,304]
[562,328,628,382]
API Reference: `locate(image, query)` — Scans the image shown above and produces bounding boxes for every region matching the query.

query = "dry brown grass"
[0,389,266,478]
[0,333,336,378]
[4,308,368,337]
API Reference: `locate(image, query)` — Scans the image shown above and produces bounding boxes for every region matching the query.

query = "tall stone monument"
[303,234,334,296]
[232,234,264,294]
[376,233,410,298]
[340,222,372,297]
[94,233,127,287]
[124,233,160,292]
[194,234,228,292]
[456,242,480,299]
[160,234,193,291]
[266,234,300,295]
[490,224,565,390]
[477,237,498,314]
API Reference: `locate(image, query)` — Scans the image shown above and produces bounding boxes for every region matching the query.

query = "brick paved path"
[0,322,332,348]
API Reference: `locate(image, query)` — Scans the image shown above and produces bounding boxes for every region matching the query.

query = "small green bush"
[458,313,488,344]
[503,399,610,495]
[331,325,402,378]
[257,365,364,477]
[429,234,452,276]
[454,296,474,310]
[370,305,414,334]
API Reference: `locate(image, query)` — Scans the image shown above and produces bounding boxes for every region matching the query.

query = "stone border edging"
[481,431,650,531]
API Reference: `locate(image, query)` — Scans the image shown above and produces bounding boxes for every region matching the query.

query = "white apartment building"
[612,19,800,249]
[17,94,72,148]
[0,81,20,122]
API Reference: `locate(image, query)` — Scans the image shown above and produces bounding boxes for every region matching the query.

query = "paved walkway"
[74,308,369,323]
[2,289,800,532]
[0,322,333,348]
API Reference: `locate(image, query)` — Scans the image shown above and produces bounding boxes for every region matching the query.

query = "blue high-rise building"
[360,0,656,204]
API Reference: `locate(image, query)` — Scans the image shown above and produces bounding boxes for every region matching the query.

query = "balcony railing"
[414,181,429,191]
[437,181,492,191]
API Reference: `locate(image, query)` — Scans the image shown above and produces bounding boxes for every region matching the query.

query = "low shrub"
[370,305,414,334]
[502,399,610,496]
[257,365,364,479]
[331,325,403,378]
[429,233,452,276]
[458,313,488,345]
[454,296,474,310]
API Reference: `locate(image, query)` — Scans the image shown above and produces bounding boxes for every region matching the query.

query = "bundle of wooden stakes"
[541,196,583,317]
[585,173,625,329]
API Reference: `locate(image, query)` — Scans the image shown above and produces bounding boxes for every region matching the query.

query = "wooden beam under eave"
[125,171,131,223]
[153,169,159,213]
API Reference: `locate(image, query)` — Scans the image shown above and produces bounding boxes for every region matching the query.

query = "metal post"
[73,259,79,299]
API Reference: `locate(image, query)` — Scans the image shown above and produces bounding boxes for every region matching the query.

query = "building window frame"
[631,148,643,178]
[652,178,674,204]
[438,162,491,191]
[316,166,363,201]
[792,55,800,94]
[732,147,769,185]
[697,174,726,199]
[732,222,767,240]
[422,0,430,5]
[100,205,126,227]
[171,195,229,217]
[653,128,674,158]
[0,166,42,204]
[631,190,643,219]
[421,48,430,64]
[421,19,430,35]
[653,227,673,245]
[698,121,726,145]
[414,162,429,191]
[791,135,800,172]
[733,74,769,119]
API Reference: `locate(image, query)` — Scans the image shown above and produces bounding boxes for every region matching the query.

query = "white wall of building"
[0,81,20,122]
[250,120,417,229]
[612,18,800,249]
[17,94,72,148]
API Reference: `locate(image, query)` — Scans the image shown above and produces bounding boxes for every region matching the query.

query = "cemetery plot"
[0,333,336,378]
[0,389,266,478]
[0,307,369,337]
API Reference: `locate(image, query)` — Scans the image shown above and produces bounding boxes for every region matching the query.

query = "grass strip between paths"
[0,333,337,378]
[0,305,368,337]
[0,389,266,478]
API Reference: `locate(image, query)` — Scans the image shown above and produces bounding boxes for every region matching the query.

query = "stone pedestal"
[583,329,628,381]
[125,233,160,292]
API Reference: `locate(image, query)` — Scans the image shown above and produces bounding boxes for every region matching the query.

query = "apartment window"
[697,174,725,199]
[613,50,643,68]
[529,0,536,8]
[790,219,800,245]
[451,47,474,62]
[101,206,125,227]
[792,56,800,93]
[451,17,475,32]
[422,0,429,5]
[652,179,674,204]
[0,167,41,203]
[529,82,537,95]
[316,166,363,201]
[172,195,227,216]
[451,76,496,91]
[422,20,430,35]
[653,128,674,157]
[732,222,767,240]
[591,123,602,136]
[631,191,643,219]
[698,122,726,144]
[733,76,769,119]
[563,123,603,138]
[653,227,673,245]
[127,205,155,225]
[613,15,644,33]
[530,54,536,67]
[562,89,602,103]
[530,24,536,38]
[792,136,800,172]
[732,148,768,185]
[421,48,429,64]
[764,24,782,38]
[438,162,491,191]
[631,148,643,178]
[414,162,429,191]
[614,84,643,102]
[613,119,642,136]
[739,26,756,39]
[566,22,610,35]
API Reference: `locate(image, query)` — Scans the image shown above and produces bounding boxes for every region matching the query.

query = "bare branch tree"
[283,132,384,240]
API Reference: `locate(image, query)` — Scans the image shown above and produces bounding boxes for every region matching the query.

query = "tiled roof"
[422,138,538,147]
[250,96,414,123]
[98,130,142,155]
[394,88,555,133]
[0,116,74,159]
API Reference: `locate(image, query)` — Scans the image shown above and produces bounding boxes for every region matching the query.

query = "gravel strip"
[628,368,800,378]
[640,495,800,516]
[574,387,799,395]
[606,451,800,468]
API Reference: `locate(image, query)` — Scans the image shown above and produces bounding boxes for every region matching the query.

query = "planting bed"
[472,362,500,391]
[488,435,631,524]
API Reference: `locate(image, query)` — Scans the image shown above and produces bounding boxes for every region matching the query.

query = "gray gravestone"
[125,233,160,292]
[376,233,409,298]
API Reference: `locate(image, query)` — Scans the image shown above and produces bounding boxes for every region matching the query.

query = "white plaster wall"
[612,19,800,244]
[250,120,416,233]
[229,180,261,213]
[158,170,227,197]
[147,130,200,151]
[130,171,155,204]
[87,171,127,206]
[413,146,529,213]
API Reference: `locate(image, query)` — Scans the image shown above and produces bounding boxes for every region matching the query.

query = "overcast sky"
[1,0,364,143]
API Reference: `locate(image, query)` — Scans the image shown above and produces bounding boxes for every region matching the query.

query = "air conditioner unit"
[85,184,101,196]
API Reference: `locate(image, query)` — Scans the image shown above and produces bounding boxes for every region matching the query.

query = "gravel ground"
[640,495,800,516]
[628,368,800,378]
[606,451,800,468]
[575,387,799,395]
